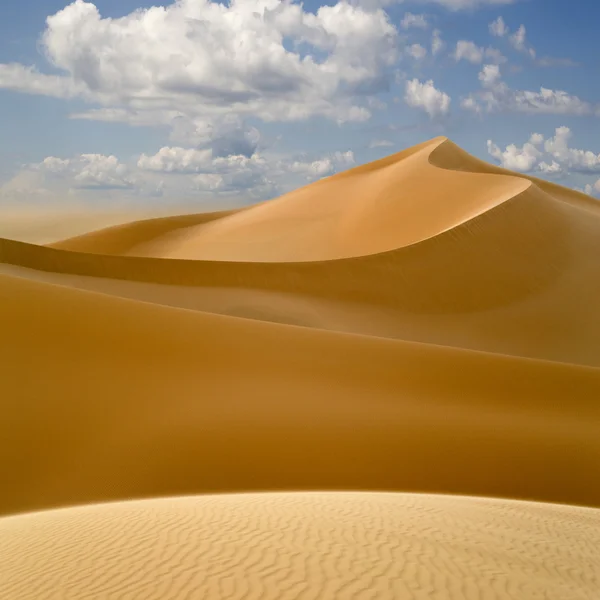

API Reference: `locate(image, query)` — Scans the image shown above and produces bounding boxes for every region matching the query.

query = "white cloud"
[431,29,445,56]
[487,128,600,179]
[529,133,544,146]
[36,154,136,189]
[509,24,535,58]
[138,144,356,198]
[453,41,505,64]
[454,41,484,64]
[463,65,596,116]
[0,0,400,133]
[0,63,86,99]
[3,143,359,204]
[288,150,355,179]
[537,160,564,176]
[407,44,428,60]
[543,127,600,173]
[488,18,536,58]
[460,96,481,114]
[582,179,600,197]
[489,16,508,37]
[137,147,215,174]
[0,152,165,203]
[401,12,428,29]
[138,148,279,197]
[478,64,502,87]
[404,78,451,117]
[486,137,542,172]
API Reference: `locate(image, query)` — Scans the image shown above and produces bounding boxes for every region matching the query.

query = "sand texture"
[2,492,599,600]
[1,137,599,598]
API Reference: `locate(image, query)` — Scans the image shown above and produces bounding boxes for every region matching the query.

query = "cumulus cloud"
[478,64,502,87]
[431,29,445,56]
[407,44,428,60]
[36,154,136,189]
[462,65,597,116]
[0,63,86,98]
[0,152,165,202]
[460,96,481,114]
[488,18,536,58]
[489,16,508,37]
[579,179,600,197]
[138,145,356,197]
[491,18,578,68]
[287,150,355,179]
[2,140,359,204]
[137,148,215,174]
[486,136,542,172]
[509,24,535,58]
[0,0,400,134]
[487,128,600,179]
[543,127,600,173]
[453,41,505,64]
[404,78,451,117]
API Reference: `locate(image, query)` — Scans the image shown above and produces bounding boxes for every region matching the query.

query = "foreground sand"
[1,137,599,597]
[2,492,599,599]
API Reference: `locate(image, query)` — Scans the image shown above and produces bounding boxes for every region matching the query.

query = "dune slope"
[0,270,599,517]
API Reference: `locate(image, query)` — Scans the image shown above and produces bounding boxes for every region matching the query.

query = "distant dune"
[1,137,599,598]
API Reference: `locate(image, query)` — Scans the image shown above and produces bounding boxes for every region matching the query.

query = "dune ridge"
[1,137,599,598]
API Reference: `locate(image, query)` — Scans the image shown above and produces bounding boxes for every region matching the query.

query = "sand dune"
[2,492,599,600]
[49,137,600,262]
[2,137,600,367]
[1,137,599,598]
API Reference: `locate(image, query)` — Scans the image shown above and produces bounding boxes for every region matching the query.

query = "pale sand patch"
[1,492,598,599]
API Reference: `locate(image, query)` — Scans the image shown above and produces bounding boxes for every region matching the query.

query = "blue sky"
[0,0,599,207]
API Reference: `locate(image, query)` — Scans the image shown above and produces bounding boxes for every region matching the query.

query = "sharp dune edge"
[1,137,599,598]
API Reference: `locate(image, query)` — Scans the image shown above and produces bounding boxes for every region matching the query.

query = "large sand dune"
[1,137,599,598]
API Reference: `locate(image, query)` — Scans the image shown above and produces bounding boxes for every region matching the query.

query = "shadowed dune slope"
[1,492,599,600]
[0,271,599,517]
[49,208,245,256]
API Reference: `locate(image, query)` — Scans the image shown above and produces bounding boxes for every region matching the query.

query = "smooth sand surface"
[1,492,599,599]
[1,137,599,598]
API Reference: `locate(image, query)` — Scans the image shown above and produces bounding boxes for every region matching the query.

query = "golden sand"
[0,137,598,598]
